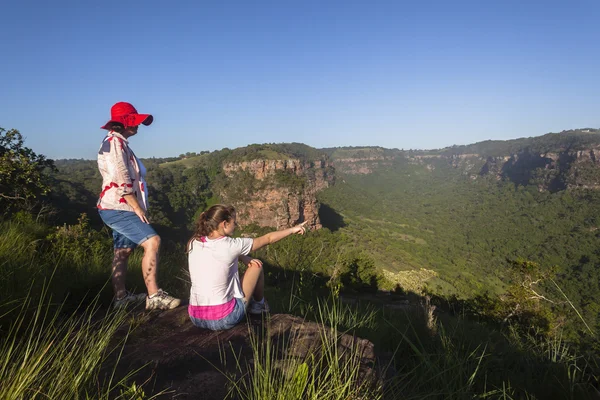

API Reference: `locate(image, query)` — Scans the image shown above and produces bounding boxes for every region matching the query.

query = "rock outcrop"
[333,156,392,174]
[104,309,381,399]
[478,145,600,191]
[332,143,600,192]
[220,159,334,229]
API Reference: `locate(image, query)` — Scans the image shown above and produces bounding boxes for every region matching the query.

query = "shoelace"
[152,290,173,300]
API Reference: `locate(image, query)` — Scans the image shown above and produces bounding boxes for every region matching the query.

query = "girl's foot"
[248,298,270,314]
[146,289,181,310]
[114,291,146,308]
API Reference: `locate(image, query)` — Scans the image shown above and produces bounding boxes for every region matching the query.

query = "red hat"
[101,102,153,130]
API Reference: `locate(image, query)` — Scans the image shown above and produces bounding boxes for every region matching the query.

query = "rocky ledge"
[103,308,382,399]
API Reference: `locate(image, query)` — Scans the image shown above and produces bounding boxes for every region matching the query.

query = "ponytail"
[186,205,236,253]
[196,211,208,235]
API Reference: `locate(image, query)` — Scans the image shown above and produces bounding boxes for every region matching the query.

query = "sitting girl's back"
[187,204,307,331]
[188,236,252,309]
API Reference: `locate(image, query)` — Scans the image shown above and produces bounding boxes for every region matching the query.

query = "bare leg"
[242,266,264,305]
[140,235,160,296]
[112,248,132,299]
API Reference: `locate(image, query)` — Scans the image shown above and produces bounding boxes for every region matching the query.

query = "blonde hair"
[187,204,236,252]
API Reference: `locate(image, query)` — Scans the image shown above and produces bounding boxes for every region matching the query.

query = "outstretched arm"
[251,221,308,252]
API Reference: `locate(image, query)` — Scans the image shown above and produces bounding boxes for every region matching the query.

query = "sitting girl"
[187,204,307,330]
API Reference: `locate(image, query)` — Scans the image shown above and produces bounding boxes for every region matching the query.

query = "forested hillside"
[320,129,600,338]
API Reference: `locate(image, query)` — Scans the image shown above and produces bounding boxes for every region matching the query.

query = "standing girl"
[187,204,307,330]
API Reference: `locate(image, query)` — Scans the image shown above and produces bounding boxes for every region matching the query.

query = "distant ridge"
[322,128,600,160]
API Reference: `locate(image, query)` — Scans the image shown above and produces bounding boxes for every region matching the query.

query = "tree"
[0,128,56,211]
[492,259,561,336]
[340,250,379,291]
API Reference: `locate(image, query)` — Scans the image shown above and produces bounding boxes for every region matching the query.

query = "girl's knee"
[114,248,133,259]
[247,259,263,270]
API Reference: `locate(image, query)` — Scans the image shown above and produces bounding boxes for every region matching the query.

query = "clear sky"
[1,0,599,159]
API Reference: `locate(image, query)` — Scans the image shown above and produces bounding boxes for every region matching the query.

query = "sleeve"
[109,138,134,197]
[230,237,254,256]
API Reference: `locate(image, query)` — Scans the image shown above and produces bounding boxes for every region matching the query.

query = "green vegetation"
[0,128,56,213]
[324,129,600,160]
[0,216,183,398]
[258,268,599,399]
[0,216,188,310]
[2,126,600,398]
[2,217,598,398]
[225,300,381,400]
[163,143,328,170]
[323,146,399,160]
[319,156,600,339]
[269,169,306,193]
[0,291,134,399]
[432,129,600,157]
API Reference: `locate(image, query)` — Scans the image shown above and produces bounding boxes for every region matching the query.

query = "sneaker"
[114,291,146,308]
[248,299,270,315]
[146,289,181,310]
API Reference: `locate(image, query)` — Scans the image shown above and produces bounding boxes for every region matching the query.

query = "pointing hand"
[293,221,309,235]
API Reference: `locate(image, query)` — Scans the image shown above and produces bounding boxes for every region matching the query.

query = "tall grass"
[223,297,382,400]
[377,304,600,399]
[0,285,138,399]
[0,221,45,299]
[0,218,115,305]
[1,216,598,399]
[261,275,600,400]
[0,217,176,399]
[0,217,188,308]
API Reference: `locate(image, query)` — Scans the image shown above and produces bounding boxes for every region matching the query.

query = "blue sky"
[1,0,599,159]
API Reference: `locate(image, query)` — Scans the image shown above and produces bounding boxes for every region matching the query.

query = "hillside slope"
[318,129,600,332]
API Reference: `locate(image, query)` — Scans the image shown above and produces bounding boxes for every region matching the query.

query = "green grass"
[260,272,600,400]
[0,216,181,399]
[0,217,188,308]
[0,287,137,399]
[220,286,599,399]
[161,147,295,169]
[159,153,212,168]
[0,218,111,304]
[249,149,292,161]
[1,215,599,399]
[222,298,383,400]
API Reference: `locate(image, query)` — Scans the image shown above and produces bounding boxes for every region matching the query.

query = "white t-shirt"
[188,236,254,306]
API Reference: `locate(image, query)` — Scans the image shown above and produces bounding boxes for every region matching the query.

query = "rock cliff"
[333,156,392,174]
[332,142,600,192]
[219,159,335,229]
[478,145,600,191]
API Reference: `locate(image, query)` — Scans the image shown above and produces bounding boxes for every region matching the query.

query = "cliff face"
[333,145,600,192]
[333,156,391,174]
[479,146,600,191]
[220,159,334,229]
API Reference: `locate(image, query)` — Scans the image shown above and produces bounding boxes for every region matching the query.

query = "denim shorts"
[189,298,246,331]
[98,209,158,249]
